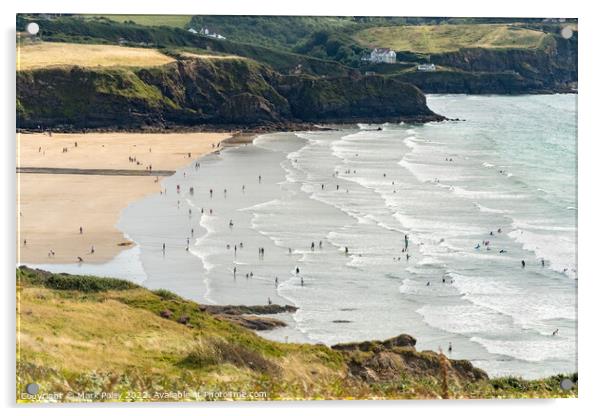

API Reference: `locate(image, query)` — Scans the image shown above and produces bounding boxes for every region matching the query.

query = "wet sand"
[17,132,231,264]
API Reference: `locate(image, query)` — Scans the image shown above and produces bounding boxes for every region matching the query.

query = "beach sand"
[17,132,231,264]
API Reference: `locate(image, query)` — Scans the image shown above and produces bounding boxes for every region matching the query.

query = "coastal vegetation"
[17,53,439,130]
[353,24,548,53]
[16,267,577,402]
[89,15,193,29]
[17,42,175,71]
[16,14,577,102]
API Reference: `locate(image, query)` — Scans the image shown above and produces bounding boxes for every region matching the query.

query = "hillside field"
[353,24,548,53]
[89,15,192,28]
[17,42,175,70]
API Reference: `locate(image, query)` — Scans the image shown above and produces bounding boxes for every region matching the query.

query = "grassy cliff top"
[16,267,577,402]
[88,15,193,29]
[17,42,175,71]
[353,24,548,53]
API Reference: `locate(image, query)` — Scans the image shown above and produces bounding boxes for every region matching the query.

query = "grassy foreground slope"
[17,42,175,71]
[16,267,577,402]
[353,24,548,53]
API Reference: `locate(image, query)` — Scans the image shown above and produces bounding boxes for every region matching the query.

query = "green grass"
[16,267,577,402]
[353,24,548,53]
[89,15,192,29]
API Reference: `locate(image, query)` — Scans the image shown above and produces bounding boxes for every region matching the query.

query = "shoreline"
[17,131,233,264]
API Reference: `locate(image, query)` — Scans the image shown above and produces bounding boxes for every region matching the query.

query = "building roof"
[372,48,394,54]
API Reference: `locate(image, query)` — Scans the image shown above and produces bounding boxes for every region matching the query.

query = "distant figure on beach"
[296,267,300,275]
[77,256,83,262]
[426,281,430,286]
[233,266,237,277]
[209,189,213,198]
[210,209,213,215]
[521,260,526,268]
[229,219,234,229]
[79,226,83,234]
[188,208,192,216]
[448,342,452,353]
[497,228,502,233]
[224,188,227,197]
[301,277,304,286]
[176,185,180,193]
[311,242,315,251]
[406,253,410,261]
[275,277,278,287]
[23,239,26,246]
[319,241,322,249]
[336,184,340,190]
[191,228,194,236]
[404,234,409,250]
[552,329,559,336]
[541,259,545,267]
[162,243,165,253]
[344,246,348,255]
[268,297,272,305]
[242,185,246,193]
[288,248,292,254]
[90,245,95,254]
[499,249,506,253]
[258,175,262,183]
[189,187,194,195]
[321,184,324,190]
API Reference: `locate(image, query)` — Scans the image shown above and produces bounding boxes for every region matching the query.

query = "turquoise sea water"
[33,94,577,379]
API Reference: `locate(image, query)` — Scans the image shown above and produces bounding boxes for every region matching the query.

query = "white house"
[417,63,436,72]
[369,48,396,64]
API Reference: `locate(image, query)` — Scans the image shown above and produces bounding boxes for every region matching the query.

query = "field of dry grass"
[17,42,175,71]
[179,51,245,60]
[353,24,548,53]
[89,14,192,28]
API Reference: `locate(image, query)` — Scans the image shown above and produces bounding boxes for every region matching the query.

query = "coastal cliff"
[392,34,577,94]
[17,58,441,130]
[17,267,577,401]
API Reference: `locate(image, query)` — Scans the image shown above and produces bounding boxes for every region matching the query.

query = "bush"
[17,267,138,292]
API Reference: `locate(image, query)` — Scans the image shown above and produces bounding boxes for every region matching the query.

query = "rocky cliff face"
[407,34,578,94]
[17,58,440,130]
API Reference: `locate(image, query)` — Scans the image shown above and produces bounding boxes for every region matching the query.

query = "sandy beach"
[17,132,231,264]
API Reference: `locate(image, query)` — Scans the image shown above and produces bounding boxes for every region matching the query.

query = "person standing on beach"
[448,342,453,353]
[296,266,300,275]
[404,234,409,251]
[162,243,165,254]
[521,260,526,268]
[258,175,262,183]
[79,226,83,235]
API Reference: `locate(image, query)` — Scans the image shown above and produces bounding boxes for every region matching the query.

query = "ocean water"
[92,94,576,379]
